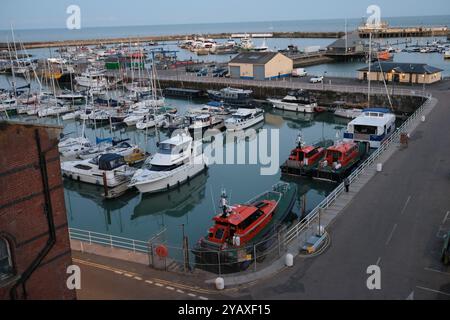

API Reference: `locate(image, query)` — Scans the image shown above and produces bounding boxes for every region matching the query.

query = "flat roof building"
[357,62,443,84]
[228,52,293,80]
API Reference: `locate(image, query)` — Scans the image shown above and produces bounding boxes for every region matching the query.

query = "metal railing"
[69,228,149,254]
[283,96,433,246]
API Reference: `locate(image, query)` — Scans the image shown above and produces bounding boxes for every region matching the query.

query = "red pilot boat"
[194,182,297,273]
[315,140,367,182]
[281,133,333,177]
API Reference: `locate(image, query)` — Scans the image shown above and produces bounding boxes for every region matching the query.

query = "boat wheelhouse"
[343,108,396,148]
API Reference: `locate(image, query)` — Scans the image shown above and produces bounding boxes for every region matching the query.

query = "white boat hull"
[131,157,206,194]
[225,114,264,131]
[268,99,316,113]
[61,162,130,187]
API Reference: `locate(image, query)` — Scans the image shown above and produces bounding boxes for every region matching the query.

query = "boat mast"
[368,32,371,107]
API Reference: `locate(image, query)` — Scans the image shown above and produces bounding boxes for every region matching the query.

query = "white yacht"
[344,108,396,148]
[136,113,165,130]
[129,133,207,194]
[61,153,136,187]
[268,90,317,113]
[224,108,265,131]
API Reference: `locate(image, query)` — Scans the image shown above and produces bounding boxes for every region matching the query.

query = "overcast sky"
[1,0,449,30]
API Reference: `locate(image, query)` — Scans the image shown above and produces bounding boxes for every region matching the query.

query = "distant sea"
[1,15,449,42]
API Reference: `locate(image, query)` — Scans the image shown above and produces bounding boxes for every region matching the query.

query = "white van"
[292,68,307,77]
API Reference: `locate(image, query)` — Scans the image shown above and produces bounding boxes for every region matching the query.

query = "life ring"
[155,244,168,258]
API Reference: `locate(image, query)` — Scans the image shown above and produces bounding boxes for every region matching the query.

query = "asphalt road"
[218,90,450,300]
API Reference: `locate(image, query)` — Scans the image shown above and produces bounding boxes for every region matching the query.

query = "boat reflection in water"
[132,171,208,219]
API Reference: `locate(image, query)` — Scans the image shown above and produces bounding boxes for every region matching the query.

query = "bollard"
[376,163,383,172]
[285,253,294,267]
[317,225,324,236]
[421,115,426,122]
[215,277,224,290]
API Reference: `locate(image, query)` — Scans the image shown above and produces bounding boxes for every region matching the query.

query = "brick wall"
[0,122,77,300]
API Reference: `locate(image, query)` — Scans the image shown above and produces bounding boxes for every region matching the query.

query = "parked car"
[292,68,307,77]
[213,68,228,77]
[196,68,208,76]
[309,76,324,83]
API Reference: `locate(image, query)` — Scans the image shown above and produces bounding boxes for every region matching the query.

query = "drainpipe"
[10,129,57,300]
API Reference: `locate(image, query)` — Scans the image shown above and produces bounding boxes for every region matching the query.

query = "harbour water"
[6,94,342,247]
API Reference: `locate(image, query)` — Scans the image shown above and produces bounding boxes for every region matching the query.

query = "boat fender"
[177,181,180,188]
[166,184,170,190]
[77,176,80,181]
[234,236,241,247]
[187,175,190,182]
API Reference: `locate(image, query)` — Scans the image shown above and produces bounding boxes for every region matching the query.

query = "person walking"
[344,177,350,192]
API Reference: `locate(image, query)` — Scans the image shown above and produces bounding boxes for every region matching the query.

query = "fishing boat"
[314,141,367,182]
[343,108,396,148]
[193,182,297,273]
[280,133,332,177]
[207,87,253,107]
[268,90,317,113]
[129,133,207,194]
[225,108,264,131]
[61,153,136,188]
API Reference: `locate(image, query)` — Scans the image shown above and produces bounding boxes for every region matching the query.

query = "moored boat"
[61,153,136,187]
[193,182,297,273]
[314,141,368,182]
[343,108,396,148]
[268,90,317,113]
[280,133,333,177]
[225,108,264,131]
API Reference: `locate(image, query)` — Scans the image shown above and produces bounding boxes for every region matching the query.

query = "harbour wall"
[158,79,424,114]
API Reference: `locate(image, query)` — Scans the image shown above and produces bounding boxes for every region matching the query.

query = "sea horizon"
[1,14,449,42]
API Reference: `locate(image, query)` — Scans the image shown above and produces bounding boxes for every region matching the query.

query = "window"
[0,237,13,281]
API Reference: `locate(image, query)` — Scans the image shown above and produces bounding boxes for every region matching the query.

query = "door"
[230,66,240,79]
[254,65,265,80]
